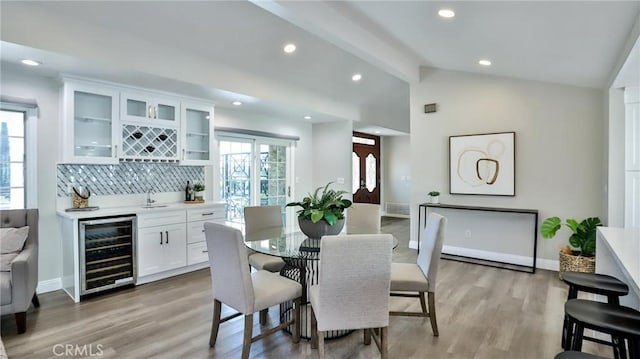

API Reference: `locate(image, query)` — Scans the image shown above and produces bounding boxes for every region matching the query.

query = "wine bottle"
[185,181,191,201]
[188,181,194,201]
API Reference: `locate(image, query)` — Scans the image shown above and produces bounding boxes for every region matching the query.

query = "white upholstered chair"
[204,222,302,359]
[346,203,381,234]
[310,234,393,358]
[389,213,446,336]
[244,205,286,273]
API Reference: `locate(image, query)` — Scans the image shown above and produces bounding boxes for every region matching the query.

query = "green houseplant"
[193,182,205,201]
[541,216,602,278]
[428,191,440,204]
[286,182,352,238]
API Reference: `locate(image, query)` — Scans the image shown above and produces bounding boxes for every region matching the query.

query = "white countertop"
[57,201,225,219]
[597,227,640,289]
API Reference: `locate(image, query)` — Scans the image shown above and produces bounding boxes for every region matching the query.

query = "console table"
[419,203,539,273]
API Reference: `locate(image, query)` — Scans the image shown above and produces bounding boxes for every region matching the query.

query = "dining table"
[244,228,398,340]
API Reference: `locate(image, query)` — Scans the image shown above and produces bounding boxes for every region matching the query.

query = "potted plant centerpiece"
[541,216,602,279]
[193,182,205,202]
[428,191,440,204]
[287,182,352,239]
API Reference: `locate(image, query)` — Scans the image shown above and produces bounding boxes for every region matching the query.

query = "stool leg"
[562,315,570,349]
[630,339,639,359]
[564,317,575,351]
[608,295,621,306]
[572,323,584,352]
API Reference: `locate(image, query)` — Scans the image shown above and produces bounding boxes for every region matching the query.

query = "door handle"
[165,231,169,244]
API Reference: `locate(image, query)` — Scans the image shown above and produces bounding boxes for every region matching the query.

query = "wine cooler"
[79,216,137,295]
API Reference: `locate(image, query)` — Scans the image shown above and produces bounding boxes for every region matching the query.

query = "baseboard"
[405,243,559,271]
[381,212,410,219]
[37,277,62,293]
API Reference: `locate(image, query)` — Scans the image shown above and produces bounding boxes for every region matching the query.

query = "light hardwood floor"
[1,218,612,358]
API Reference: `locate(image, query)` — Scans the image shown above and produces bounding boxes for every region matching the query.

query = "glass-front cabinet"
[120,91,180,127]
[180,101,214,165]
[62,80,120,164]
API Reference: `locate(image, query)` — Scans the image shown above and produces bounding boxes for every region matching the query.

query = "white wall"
[311,120,353,197]
[410,68,605,262]
[381,135,411,210]
[607,88,626,226]
[1,69,61,282]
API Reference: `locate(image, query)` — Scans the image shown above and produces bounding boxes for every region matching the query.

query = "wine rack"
[80,216,136,295]
[121,124,178,161]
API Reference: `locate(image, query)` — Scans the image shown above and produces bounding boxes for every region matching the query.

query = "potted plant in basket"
[193,182,205,202]
[286,182,352,238]
[541,216,602,279]
[428,191,440,204]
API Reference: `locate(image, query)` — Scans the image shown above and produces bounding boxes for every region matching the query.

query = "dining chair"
[244,205,285,273]
[389,212,446,336]
[346,203,381,234]
[204,222,302,359]
[310,234,393,358]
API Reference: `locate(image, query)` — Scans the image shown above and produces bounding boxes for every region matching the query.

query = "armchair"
[0,209,39,334]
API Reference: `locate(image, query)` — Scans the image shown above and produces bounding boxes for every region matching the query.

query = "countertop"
[597,227,640,290]
[57,201,225,219]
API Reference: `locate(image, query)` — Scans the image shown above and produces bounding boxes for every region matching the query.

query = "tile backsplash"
[57,163,204,197]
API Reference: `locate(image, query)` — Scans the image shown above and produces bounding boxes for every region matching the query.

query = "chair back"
[316,234,393,330]
[346,203,381,234]
[204,222,255,313]
[244,205,283,239]
[417,213,447,292]
[0,208,39,247]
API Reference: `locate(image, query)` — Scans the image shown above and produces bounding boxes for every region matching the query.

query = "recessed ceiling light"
[352,73,362,82]
[438,9,455,18]
[232,101,242,106]
[284,43,296,54]
[304,115,312,120]
[374,130,381,134]
[21,59,41,66]
[478,59,492,66]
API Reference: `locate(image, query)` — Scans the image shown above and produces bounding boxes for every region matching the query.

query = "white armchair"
[310,234,393,358]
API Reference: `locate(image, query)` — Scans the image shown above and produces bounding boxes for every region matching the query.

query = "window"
[218,134,292,224]
[0,104,36,209]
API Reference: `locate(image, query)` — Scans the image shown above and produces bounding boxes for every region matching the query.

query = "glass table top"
[244,227,398,259]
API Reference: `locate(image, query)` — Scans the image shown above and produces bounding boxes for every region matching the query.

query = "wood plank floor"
[1,218,612,358]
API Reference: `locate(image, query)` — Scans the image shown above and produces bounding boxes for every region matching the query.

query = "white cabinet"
[61,80,120,164]
[121,91,180,127]
[186,204,225,265]
[626,172,640,228]
[137,210,187,277]
[180,101,214,165]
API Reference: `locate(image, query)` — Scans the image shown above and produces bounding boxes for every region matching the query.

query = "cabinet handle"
[148,105,153,118]
[113,144,118,158]
[202,212,214,216]
[160,231,163,245]
[154,106,158,119]
[201,229,205,233]
[165,230,169,244]
[182,148,185,160]
[201,250,208,253]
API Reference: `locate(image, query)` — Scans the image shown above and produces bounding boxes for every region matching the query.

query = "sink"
[141,205,169,209]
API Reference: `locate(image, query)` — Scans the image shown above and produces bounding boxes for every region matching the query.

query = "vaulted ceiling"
[1,1,639,135]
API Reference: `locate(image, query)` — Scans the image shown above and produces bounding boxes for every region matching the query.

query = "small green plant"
[541,216,602,257]
[286,182,352,225]
[193,183,205,192]
[428,191,440,197]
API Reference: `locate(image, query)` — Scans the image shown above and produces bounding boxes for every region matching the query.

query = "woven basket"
[558,251,595,280]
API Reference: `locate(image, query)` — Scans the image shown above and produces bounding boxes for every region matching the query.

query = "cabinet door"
[626,102,640,171]
[180,101,214,165]
[137,227,167,277]
[63,81,119,164]
[626,172,640,228]
[163,223,187,271]
[121,91,179,127]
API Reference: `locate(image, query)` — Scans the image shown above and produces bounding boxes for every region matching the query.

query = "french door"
[218,135,291,224]
[352,131,380,204]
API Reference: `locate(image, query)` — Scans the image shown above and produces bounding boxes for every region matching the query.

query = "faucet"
[146,188,156,206]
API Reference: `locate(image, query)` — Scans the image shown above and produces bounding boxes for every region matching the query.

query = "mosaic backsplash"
[57,163,204,197]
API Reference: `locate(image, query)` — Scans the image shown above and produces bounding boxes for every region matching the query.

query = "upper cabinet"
[61,80,120,164]
[180,101,214,165]
[625,87,640,171]
[121,91,180,127]
[60,78,215,165]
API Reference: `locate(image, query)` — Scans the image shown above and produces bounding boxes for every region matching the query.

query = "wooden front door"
[352,132,380,204]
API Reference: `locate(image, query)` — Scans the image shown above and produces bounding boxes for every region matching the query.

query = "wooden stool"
[555,351,608,359]
[565,299,640,359]
[561,272,629,349]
